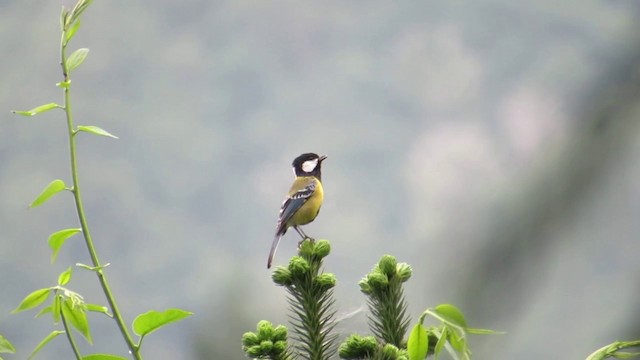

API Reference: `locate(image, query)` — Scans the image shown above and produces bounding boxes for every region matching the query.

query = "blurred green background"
[2,1,639,359]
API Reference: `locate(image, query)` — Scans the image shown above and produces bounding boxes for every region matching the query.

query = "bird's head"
[292,153,327,179]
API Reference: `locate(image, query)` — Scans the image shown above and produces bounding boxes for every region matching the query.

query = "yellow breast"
[288,177,324,226]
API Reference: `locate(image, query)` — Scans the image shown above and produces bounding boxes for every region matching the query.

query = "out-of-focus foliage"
[1,1,639,359]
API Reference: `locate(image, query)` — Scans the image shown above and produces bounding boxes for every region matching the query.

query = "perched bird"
[268,153,327,269]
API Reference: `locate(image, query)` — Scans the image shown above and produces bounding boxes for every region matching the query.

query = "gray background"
[1,1,639,359]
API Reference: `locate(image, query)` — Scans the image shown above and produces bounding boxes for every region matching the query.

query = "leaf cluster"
[12,267,108,359]
[340,255,501,360]
[405,304,502,360]
[12,266,193,359]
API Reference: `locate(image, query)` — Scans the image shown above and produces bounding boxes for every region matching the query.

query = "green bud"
[289,256,310,278]
[370,264,381,274]
[396,349,410,360]
[241,331,260,346]
[245,345,262,357]
[298,239,315,257]
[381,343,401,358]
[273,340,287,354]
[378,255,397,277]
[338,335,377,358]
[358,278,373,295]
[257,320,273,339]
[273,325,288,342]
[396,262,412,282]
[260,340,273,352]
[314,239,331,258]
[367,271,389,291]
[272,266,293,286]
[360,336,378,351]
[315,273,337,289]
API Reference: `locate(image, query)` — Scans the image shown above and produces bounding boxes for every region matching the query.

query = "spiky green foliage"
[272,239,338,360]
[358,255,412,347]
[255,250,498,360]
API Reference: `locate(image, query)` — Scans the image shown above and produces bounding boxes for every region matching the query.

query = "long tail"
[267,234,282,269]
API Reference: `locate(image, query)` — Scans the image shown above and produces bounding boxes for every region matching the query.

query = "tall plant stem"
[59,27,141,360]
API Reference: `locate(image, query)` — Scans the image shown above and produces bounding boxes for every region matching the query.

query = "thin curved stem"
[60,20,141,360]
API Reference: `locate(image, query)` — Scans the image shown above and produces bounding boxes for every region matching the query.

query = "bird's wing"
[268,180,317,268]
[276,181,316,235]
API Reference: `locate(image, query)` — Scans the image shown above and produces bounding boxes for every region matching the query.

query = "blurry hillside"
[1,1,639,359]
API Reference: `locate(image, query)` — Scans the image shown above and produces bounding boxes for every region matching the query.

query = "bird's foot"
[298,237,315,247]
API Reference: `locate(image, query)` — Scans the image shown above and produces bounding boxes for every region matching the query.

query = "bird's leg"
[294,226,315,247]
[294,226,310,239]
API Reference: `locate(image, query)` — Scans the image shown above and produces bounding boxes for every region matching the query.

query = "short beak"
[319,155,327,162]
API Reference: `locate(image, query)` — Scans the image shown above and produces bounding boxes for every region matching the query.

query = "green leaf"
[48,228,82,263]
[28,330,64,360]
[611,352,640,359]
[62,297,92,344]
[35,305,52,318]
[77,125,118,139]
[65,18,81,43]
[0,335,16,354]
[434,304,467,328]
[52,294,62,323]
[60,5,70,31]
[58,267,73,286]
[66,48,89,71]
[407,323,429,360]
[29,179,67,208]
[434,328,448,359]
[132,308,193,337]
[465,327,504,335]
[51,294,64,324]
[447,330,466,354]
[82,355,128,360]
[12,103,61,116]
[12,288,51,313]
[67,0,93,26]
[86,303,111,316]
[60,6,70,31]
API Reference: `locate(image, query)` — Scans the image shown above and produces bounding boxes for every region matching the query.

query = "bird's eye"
[301,159,318,173]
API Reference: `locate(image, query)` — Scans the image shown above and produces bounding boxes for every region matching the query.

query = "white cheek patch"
[301,159,319,173]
